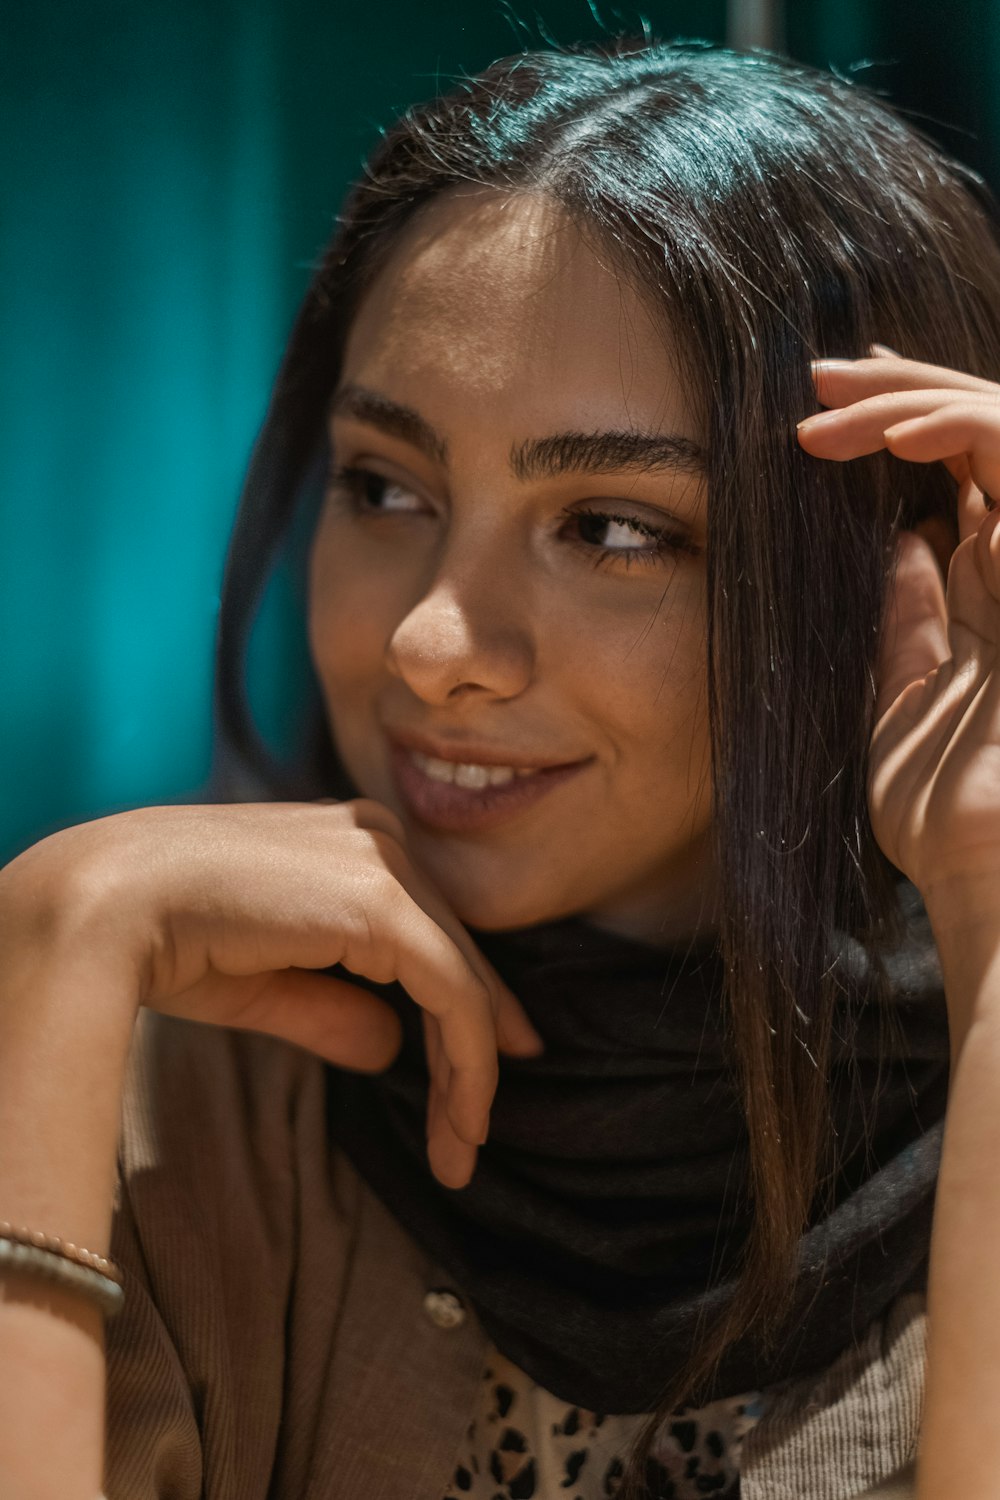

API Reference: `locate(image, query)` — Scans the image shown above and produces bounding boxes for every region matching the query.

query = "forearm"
[0,858,139,1499]
[915,896,1000,1500]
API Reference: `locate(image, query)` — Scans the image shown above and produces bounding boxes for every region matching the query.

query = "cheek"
[595,628,710,813]
[588,596,708,731]
[307,545,393,699]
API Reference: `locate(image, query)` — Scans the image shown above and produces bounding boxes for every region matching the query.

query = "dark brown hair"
[210,38,1000,1496]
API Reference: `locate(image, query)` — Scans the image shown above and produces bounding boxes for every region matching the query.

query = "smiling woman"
[195,37,1000,1500]
[308,186,714,937]
[5,32,1000,1500]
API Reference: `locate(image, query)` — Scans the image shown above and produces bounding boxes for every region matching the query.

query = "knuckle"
[465,969,498,1021]
[338,895,398,984]
[346,798,407,842]
[365,826,406,861]
[476,966,502,1007]
[346,822,409,873]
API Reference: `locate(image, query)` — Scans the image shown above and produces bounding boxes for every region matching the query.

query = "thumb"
[876,531,950,722]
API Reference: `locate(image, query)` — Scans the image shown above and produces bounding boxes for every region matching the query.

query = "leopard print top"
[443,1340,766,1499]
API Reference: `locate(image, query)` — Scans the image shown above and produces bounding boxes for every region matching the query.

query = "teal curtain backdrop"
[2,1,998,863]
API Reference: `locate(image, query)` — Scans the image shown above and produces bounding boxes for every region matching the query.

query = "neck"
[581,847,721,949]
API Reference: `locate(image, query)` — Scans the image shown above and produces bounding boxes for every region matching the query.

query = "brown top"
[103,1012,925,1500]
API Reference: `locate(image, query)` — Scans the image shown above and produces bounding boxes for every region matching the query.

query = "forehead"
[340,187,699,439]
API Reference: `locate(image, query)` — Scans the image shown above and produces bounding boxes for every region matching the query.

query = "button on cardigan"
[103,1012,924,1500]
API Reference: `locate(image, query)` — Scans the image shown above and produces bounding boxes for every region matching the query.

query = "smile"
[409,750,539,788]
[389,742,592,833]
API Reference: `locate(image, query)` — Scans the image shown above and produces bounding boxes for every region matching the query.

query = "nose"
[385,544,534,705]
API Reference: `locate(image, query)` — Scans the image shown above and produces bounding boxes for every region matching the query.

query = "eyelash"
[325,464,699,572]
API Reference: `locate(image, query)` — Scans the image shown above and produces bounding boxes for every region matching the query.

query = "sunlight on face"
[307,187,717,942]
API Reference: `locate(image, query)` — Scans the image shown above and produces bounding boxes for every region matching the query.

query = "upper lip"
[387,726,588,771]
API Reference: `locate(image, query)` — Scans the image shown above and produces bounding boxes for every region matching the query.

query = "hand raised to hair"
[797,350,1000,909]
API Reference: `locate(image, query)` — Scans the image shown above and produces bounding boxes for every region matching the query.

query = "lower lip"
[389,743,592,833]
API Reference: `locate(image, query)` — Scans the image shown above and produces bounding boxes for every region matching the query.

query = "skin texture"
[308,187,718,943]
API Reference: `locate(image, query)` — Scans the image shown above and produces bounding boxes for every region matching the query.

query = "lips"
[388,739,592,833]
[387,725,580,771]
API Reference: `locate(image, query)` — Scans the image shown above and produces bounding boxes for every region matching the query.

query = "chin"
[444,891,549,934]
[425,867,561,934]
[387,809,585,932]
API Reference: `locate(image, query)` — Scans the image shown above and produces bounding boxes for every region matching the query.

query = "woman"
[2,36,1000,1500]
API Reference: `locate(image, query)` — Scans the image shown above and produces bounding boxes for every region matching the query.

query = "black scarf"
[327,878,950,1414]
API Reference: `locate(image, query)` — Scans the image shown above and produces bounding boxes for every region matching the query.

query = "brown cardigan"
[104,1011,924,1500]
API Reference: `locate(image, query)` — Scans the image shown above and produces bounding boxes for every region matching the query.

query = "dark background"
[2,0,997,862]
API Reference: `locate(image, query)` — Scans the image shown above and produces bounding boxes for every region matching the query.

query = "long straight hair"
[210,39,1000,1496]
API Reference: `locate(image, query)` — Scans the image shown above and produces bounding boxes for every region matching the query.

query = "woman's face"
[308,187,716,942]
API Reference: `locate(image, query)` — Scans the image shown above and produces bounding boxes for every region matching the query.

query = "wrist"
[917,879,1000,1057]
[1,815,150,1007]
[0,847,143,1254]
[921,877,1000,961]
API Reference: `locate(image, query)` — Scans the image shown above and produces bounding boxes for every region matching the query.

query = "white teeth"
[419,755,460,783]
[454,763,493,790]
[409,750,536,788]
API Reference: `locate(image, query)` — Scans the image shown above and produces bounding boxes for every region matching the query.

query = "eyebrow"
[328,382,706,480]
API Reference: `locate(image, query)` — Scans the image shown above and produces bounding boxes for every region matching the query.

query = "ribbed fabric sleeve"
[741,1292,925,1499]
[104,1010,301,1497]
[102,1010,489,1500]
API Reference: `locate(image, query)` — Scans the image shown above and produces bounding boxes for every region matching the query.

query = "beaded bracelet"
[0,1223,124,1318]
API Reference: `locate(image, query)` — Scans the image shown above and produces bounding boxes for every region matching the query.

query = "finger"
[881,405,1000,502]
[912,513,959,581]
[973,506,1000,609]
[958,474,991,544]
[422,1010,479,1188]
[392,918,497,1140]
[332,796,408,843]
[396,866,545,1061]
[797,389,1000,461]
[320,825,533,1139]
[811,355,999,406]
[419,909,543,1061]
[493,990,546,1057]
[876,531,950,722]
[277,797,404,844]
[170,966,405,1071]
[359,896,500,1146]
[333,823,540,1139]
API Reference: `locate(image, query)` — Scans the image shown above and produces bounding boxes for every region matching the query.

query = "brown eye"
[327,465,426,513]
[563,506,699,570]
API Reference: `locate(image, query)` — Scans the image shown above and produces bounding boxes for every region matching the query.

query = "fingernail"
[477,1110,491,1146]
[797,412,834,429]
